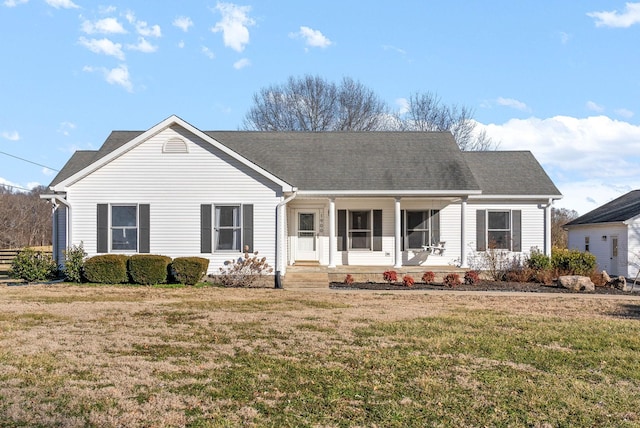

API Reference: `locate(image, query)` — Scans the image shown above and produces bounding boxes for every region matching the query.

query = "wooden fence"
[0,247,53,277]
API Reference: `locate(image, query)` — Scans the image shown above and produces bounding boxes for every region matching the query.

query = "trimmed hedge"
[128,254,172,285]
[171,257,209,285]
[551,248,597,276]
[83,254,129,284]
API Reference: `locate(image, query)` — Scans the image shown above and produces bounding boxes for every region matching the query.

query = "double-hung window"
[349,210,371,250]
[215,205,241,251]
[487,211,511,249]
[406,211,431,249]
[476,209,521,252]
[111,205,138,251]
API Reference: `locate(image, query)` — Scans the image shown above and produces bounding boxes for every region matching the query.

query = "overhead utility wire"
[0,183,33,192]
[0,150,60,172]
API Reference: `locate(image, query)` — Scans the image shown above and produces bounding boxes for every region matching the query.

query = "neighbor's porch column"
[545,199,552,257]
[460,197,468,268]
[394,197,402,268]
[328,197,336,268]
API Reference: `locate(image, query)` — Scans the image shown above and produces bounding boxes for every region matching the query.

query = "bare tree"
[243,75,388,131]
[399,92,498,151]
[551,207,579,249]
[0,185,52,249]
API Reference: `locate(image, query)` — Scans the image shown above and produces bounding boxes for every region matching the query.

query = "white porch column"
[460,197,468,268]
[394,197,402,268]
[328,197,336,268]
[545,199,552,257]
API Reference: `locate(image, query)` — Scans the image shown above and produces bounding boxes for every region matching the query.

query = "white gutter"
[274,189,298,288]
[296,189,482,197]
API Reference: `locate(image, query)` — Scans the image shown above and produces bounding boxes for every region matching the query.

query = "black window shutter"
[242,204,254,253]
[97,204,108,253]
[200,204,212,253]
[400,210,405,251]
[431,210,441,244]
[139,204,150,253]
[337,210,346,251]
[476,210,486,251]
[373,210,383,251]
[512,210,522,252]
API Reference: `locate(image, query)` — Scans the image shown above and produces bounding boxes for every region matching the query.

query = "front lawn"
[1,284,639,426]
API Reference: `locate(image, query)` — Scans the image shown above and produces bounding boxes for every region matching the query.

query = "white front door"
[296,210,318,261]
[610,235,619,275]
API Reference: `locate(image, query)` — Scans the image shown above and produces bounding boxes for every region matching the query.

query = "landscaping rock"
[557,275,595,292]
[602,270,611,283]
[608,275,630,291]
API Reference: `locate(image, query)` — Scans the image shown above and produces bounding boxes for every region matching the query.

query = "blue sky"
[1,0,640,215]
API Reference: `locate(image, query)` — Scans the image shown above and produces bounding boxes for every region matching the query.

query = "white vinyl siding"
[65,126,281,274]
[568,223,629,277]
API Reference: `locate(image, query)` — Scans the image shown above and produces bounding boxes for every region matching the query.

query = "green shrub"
[9,248,58,282]
[551,248,596,276]
[171,257,209,285]
[62,243,87,283]
[83,254,129,284]
[527,249,551,271]
[128,254,172,285]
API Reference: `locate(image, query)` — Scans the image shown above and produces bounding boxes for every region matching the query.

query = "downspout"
[274,190,298,289]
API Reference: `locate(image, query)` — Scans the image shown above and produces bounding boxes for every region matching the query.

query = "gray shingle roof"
[464,151,562,196]
[49,127,560,197]
[205,131,479,191]
[565,190,640,226]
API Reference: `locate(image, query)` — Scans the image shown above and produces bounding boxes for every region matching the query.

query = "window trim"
[404,210,433,250]
[585,236,590,252]
[486,210,512,251]
[348,210,372,251]
[214,204,242,252]
[110,204,138,252]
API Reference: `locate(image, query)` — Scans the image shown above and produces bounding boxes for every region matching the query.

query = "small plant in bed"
[422,271,435,284]
[383,270,398,284]
[344,274,354,285]
[402,275,415,287]
[464,270,480,285]
[443,273,461,288]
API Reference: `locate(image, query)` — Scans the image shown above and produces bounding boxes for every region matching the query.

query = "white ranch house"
[45,115,562,285]
[565,190,640,279]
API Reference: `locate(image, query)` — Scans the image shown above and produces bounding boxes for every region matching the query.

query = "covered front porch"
[276,192,479,275]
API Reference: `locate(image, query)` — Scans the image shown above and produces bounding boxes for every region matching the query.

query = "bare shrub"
[217,252,273,288]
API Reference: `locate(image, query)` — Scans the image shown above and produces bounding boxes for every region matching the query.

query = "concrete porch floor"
[284,264,467,288]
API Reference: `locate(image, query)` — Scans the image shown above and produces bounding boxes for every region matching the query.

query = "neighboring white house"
[565,190,640,278]
[44,115,562,281]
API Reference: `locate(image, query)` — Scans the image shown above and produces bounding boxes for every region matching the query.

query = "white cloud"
[211,2,255,52]
[178,40,185,48]
[1,130,20,141]
[395,97,410,115]
[587,2,640,28]
[3,0,28,7]
[289,26,332,49]
[559,31,571,44]
[127,37,157,53]
[496,97,529,112]
[382,44,407,55]
[201,46,215,59]
[57,121,76,136]
[173,16,193,32]
[83,64,133,92]
[478,115,640,215]
[41,167,55,176]
[125,11,162,37]
[233,58,251,69]
[78,37,125,60]
[98,5,116,14]
[586,100,604,112]
[81,17,127,35]
[45,0,78,9]
[615,108,634,118]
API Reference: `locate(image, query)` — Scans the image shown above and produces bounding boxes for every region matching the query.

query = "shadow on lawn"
[610,304,640,320]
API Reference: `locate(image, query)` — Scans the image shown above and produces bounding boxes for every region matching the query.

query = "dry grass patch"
[1,283,640,426]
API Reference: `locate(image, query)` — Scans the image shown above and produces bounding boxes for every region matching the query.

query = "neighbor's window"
[215,205,241,251]
[349,210,371,250]
[585,236,590,252]
[487,211,511,250]
[111,205,138,251]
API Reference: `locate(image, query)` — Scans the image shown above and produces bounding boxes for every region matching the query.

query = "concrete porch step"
[284,271,329,288]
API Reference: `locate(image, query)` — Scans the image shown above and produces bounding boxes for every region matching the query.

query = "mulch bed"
[330,281,640,295]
